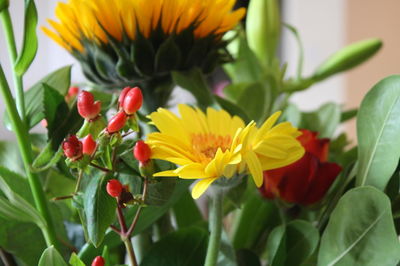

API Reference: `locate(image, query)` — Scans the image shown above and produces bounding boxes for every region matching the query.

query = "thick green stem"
[0,65,59,249]
[0,10,26,123]
[204,191,224,266]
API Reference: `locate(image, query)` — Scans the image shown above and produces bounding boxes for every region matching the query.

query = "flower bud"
[82,134,97,156]
[91,256,105,266]
[107,111,128,133]
[62,135,83,161]
[106,179,123,198]
[134,140,151,164]
[121,87,143,115]
[77,90,101,120]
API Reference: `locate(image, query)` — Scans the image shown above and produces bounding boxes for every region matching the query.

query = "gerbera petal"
[153,170,178,177]
[244,150,263,187]
[191,178,218,199]
[176,163,210,179]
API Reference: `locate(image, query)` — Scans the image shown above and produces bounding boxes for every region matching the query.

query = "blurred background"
[0,0,399,141]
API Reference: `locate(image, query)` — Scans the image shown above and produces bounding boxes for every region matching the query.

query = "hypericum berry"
[62,135,83,161]
[134,140,151,164]
[82,134,97,156]
[77,90,101,120]
[65,86,80,102]
[120,87,143,115]
[91,256,105,266]
[118,86,131,109]
[107,111,128,133]
[106,179,123,198]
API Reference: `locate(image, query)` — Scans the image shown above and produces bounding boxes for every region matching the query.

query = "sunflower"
[146,105,304,198]
[42,0,245,89]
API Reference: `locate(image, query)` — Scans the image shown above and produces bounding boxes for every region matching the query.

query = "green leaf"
[318,187,400,266]
[32,143,63,172]
[84,174,116,247]
[313,39,382,81]
[30,65,72,96]
[0,141,24,175]
[214,96,250,123]
[140,227,208,266]
[340,108,357,122]
[236,82,270,123]
[281,103,301,127]
[356,75,400,189]
[38,246,68,266]
[14,0,38,75]
[266,220,320,266]
[172,68,216,109]
[0,0,9,12]
[173,189,203,228]
[301,103,341,138]
[69,253,86,266]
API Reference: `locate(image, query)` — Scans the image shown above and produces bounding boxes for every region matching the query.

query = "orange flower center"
[191,133,232,161]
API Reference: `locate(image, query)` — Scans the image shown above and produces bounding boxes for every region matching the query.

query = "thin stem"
[126,178,148,236]
[0,10,26,123]
[204,191,224,266]
[90,163,112,173]
[0,65,59,249]
[52,195,73,201]
[116,205,138,266]
[124,238,138,266]
[74,170,84,193]
[0,247,17,266]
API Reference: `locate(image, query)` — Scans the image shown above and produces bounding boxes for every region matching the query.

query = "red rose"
[260,130,342,205]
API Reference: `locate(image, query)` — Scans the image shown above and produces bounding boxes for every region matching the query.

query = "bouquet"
[0,0,399,265]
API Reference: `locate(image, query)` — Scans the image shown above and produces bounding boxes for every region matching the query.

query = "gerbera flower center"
[192,133,232,160]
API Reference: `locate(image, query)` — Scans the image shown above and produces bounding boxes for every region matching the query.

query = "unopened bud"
[91,256,105,266]
[134,140,151,164]
[77,91,101,120]
[106,179,123,198]
[118,86,131,109]
[65,86,80,102]
[82,134,97,156]
[62,135,83,161]
[107,111,128,133]
[121,87,143,115]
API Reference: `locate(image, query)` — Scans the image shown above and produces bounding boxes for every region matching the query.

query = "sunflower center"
[192,133,232,160]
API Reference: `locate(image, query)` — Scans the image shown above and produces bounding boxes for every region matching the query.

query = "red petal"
[298,129,330,161]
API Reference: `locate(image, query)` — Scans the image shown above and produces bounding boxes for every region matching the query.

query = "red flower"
[260,130,342,205]
[62,135,83,161]
[134,140,151,164]
[77,90,101,120]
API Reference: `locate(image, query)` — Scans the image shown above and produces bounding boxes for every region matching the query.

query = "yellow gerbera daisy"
[146,105,304,199]
[42,0,246,88]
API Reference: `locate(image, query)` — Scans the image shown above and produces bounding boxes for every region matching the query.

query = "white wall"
[281,0,346,110]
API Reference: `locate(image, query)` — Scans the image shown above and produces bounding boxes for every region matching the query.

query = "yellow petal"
[176,163,210,179]
[191,177,218,199]
[244,150,263,187]
[153,170,178,177]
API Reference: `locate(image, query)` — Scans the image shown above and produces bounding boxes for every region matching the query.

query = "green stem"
[0,65,59,249]
[204,191,224,266]
[0,10,26,123]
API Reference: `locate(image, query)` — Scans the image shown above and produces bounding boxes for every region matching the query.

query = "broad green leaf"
[237,82,270,123]
[301,103,341,138]
[0,141,24,174]
[173,189,203,228]
[84,174,116,247]
[69,252,86,266]
[215,96,250,123]
[313,39,382,81]
[14,0,38,75]
[78,180,191,264]
[32,143,63,172]
[318,187,400,266]
[340,108,357,122]
[266,220,320,266]
[356,75,400,189]
[30,65,72,96]
[0,0,9,12]
[281,103,301,127]
[140,226,208,266]
[172,68,216,108]
[38,246,68,266]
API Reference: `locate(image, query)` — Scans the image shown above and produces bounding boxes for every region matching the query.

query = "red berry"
[107,111,128,133]
[118,86,131,109]
[134,140,151,164]
[65,86,80,102]
[106,179,123,198]
[82,134,97,156]
[121,87,143,115]
[77,91,101,120]
[91,256,105,266]
[62,135,83,161]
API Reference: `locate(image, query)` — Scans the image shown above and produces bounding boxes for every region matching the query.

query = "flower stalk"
[0,65,59,249]
[204,190,224,266]
[0,9,26,123]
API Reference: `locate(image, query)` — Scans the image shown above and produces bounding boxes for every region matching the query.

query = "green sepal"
[139,161,155,179]
[155,37,181,73]
[65,155,90,169]
[77,117,107,139]
[127,114,139,132]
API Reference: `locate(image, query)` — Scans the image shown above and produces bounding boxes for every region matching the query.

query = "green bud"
[313,38,382,81]
[246,0,280,66]
[0,0,9,12]
[77,116,107,139]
